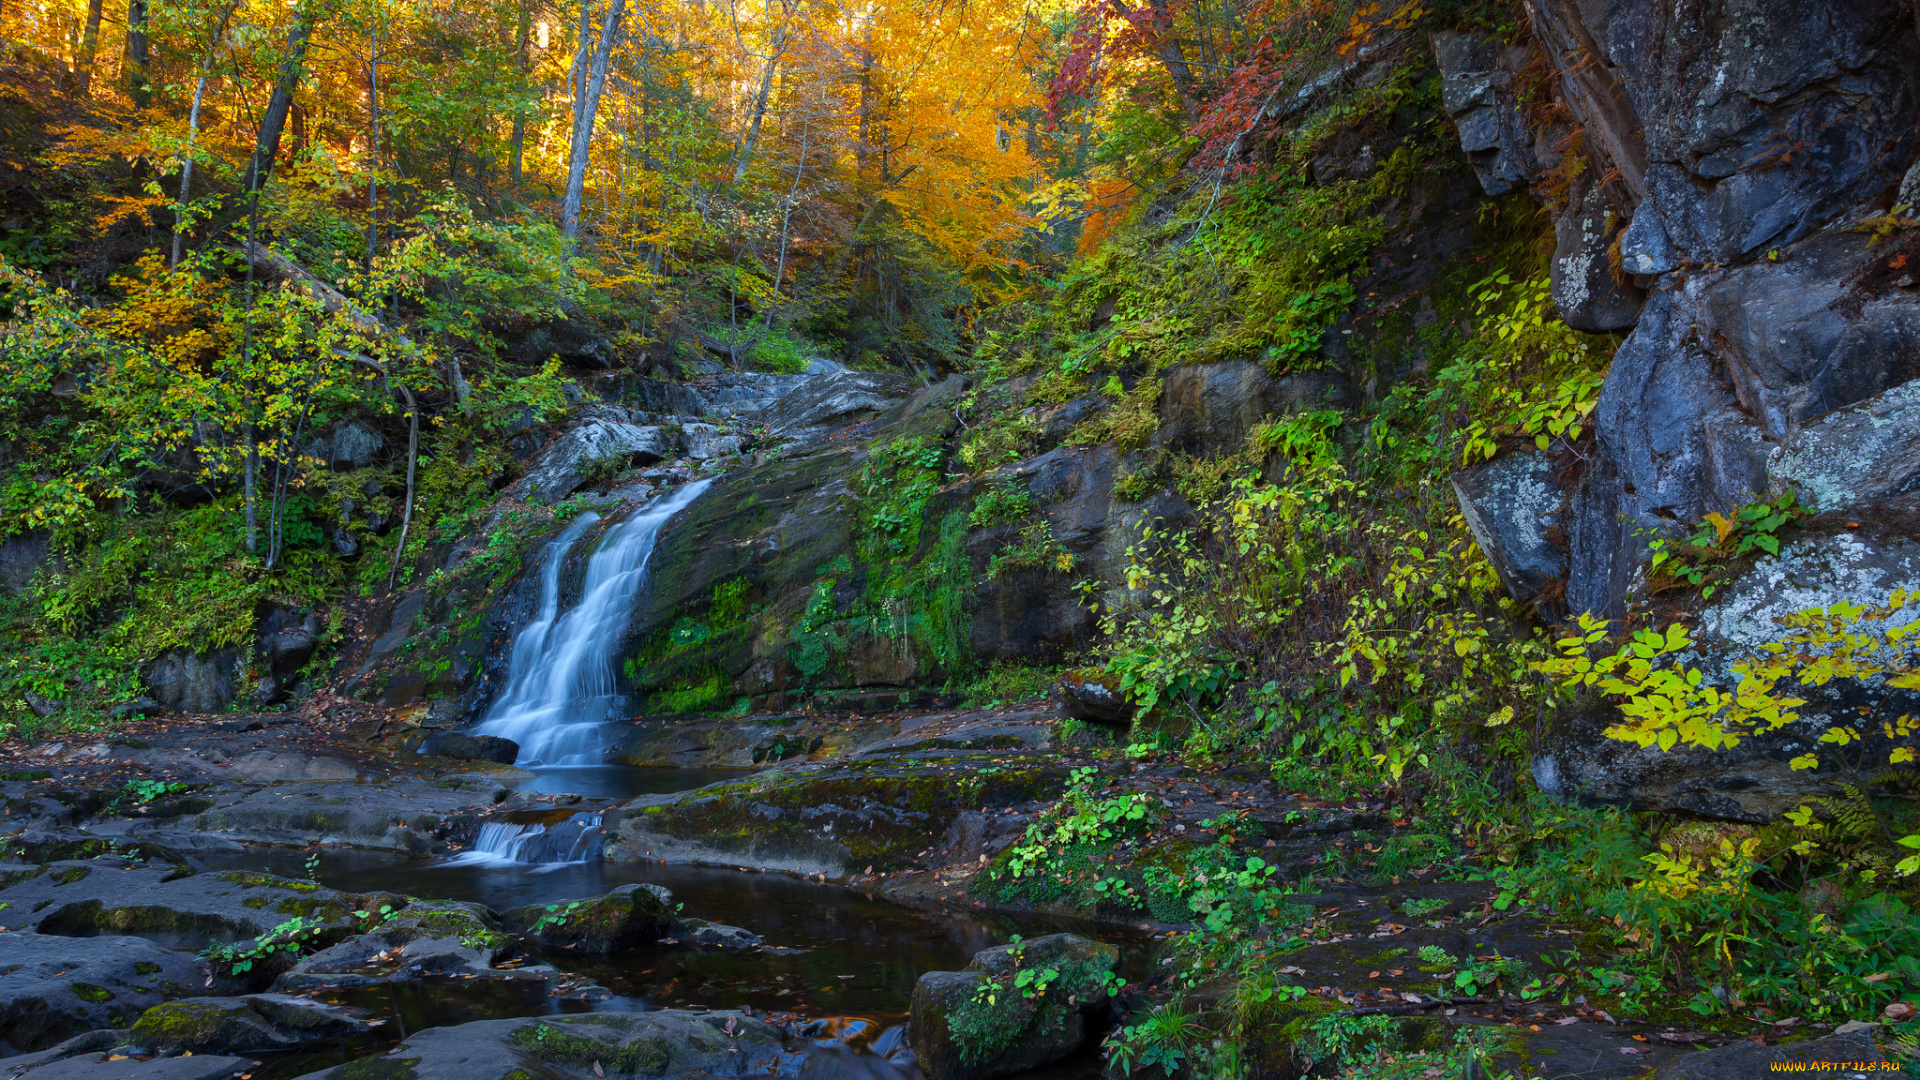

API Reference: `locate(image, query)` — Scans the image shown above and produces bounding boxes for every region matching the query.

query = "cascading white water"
[444,812,605,867]
[473,479,713,766]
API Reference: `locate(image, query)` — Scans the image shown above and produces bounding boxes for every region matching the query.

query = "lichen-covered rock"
[907,933,1119,1080]
[1550,175,1641,332]
[1431,29,1535,196]
[0,933,208,1055]
[1774,376,1920,519]
[1451,450,1567,608]
[518,418,670,505]
[127,996,369,1054]
[289,1011,787,1080]
[1051,668,1134,725]
[499,884,675,954]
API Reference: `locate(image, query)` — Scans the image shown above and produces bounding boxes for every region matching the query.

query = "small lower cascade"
[473,479,713,766]
[445,812,605,866]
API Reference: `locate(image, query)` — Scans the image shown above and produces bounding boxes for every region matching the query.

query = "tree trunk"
[731,31,783,185]
[560,0,626,242]
[766,124,809,329]
[171,74,207,269]
[240,11,319,195]
[365,22,379,271]
[124,0,150,108]
[74,0,105,97]
[510,1,531,186]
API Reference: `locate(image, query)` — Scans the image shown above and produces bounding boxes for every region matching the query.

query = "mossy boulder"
[499,884,675,954]
[129,996,369,1054]
[291,1011,787,1080]
[0,932,210,1055]
[908,933,1119,1080]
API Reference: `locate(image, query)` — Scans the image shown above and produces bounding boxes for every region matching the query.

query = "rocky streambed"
[3,705,1895,1080]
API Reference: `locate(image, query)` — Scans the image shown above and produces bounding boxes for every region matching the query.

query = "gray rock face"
[502,317,616,369]
[307,420,386,471]
[0,933,207,1054]
[141,649,238,715]
[1453,451,1568,607]
[0,530,55,596]
[1774,376,1920,517]
[289,1011,787,1080]
[1544,0,1920,268]
[519,418,671,504]
[762,369,915,436]
[1565,228,1920,619]
[678,423,742,461]
[908,933,1118,1080]
[1155,361,1349,453]
[1551,176,1641,332]
[1432,30,1535,196]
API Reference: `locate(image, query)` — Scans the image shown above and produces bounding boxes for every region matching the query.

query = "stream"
[206,480,1136,1078]
[196,764,1138,1079]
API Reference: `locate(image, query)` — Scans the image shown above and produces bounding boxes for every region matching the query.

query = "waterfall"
[474,479,713,766]
[444,812,605,866]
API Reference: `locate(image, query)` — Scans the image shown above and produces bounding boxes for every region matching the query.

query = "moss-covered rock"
[908,933,1119,1080]
[499,884,675,954]
[290,1012,786,1080]
[129,995,370,1054]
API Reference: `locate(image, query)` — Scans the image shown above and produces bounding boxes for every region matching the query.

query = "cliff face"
[1433,0,1920,817]
[1453,0,1920,621]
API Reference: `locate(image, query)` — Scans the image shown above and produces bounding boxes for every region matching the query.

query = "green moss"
[50,865,92,885]
[70,982,114,1003]
[325,1056,421,1080]
[213,871,319,892]
[242,897,270,909]
[274,896,350,919]
[508,1021,671,1075]
[133,961,162,975]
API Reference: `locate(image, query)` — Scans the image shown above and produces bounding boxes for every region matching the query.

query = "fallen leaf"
[592,1063,605,1078]
[1387,969,1405,977]
[1554,1017,1580,1026]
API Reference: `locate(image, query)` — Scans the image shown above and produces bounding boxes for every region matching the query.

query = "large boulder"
[499,884,676,954]
[126,995,370,1055]
[305,420,387,471]
[519,416,671,504]
[273,900,550,990]
[288,1012,788,1080]
[142,648,239,715]
[907,933,1119,1080]
[430,733,519,765]
[0,859,365,949]
[501,316,617,369]
[0,933,208,1055]
[1452,450,1568,608]
[762,369,915,437]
